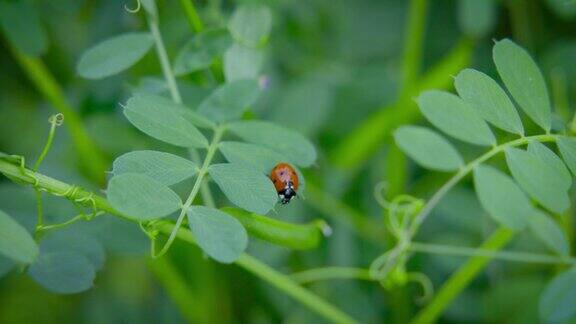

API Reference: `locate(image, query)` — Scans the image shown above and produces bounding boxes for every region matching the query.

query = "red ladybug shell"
[269,163,299,204]
[270,163,299,191]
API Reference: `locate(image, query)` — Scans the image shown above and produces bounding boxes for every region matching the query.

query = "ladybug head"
[278,182,297,204]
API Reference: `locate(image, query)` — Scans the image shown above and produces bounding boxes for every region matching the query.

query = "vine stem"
[179,0,204,32]
[408,133,559,237]
[148,13,182,104]
[153,126,224,258]
[290,267,373,284]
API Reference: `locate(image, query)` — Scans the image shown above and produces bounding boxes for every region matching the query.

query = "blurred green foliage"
[1,0,576,323]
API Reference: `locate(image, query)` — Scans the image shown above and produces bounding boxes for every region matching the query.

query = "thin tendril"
[124,0,141,13]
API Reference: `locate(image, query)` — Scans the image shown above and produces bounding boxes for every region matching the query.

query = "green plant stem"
[38,211,105,233]
[10,49,106,182]
[401,0,427,93]
[290,267,373,285]
[408,134,559,236]
[154,126,224,258]
[0,160,351,323]
[411,228,515,324]
[148,16,182,104]
[179,0,204,32]
[410,242,576,265]
[33,115,60,171]
[330,39,473,171]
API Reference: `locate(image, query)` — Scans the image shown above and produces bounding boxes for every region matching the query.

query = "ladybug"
[269,163,299,204]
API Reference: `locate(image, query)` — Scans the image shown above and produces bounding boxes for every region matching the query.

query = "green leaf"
[454,69,524,135]
[224,43,265,82]
[228,121,316,167]
[198,79,260,122]
[394,126,463,172]
[505,148,570,213]
[208,163,278,214]
[527,141,571,190]
[0,0,47,56]
[107,173,182,221]
[40,229,106,271]
[129,92,215,130]
[228,5,272,48]
[557,136,576,175]
[417,90,495,146]
[527,210,569,256]
[174,29,232,76]
[219,141,288,174]
[0,209,38,264]
[473,165,530,230]
[112,150,198,186]
[28,251,95,294]
[123,93,208,148]
[187,206,248,263]
[77,32,154,79]
[493,39,551,131]
[539,267,576,322]
[457,0,496,38]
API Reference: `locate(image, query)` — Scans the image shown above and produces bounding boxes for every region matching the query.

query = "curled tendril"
[406,272,434,304]
[124,0,141,13]
[48,113,64,126]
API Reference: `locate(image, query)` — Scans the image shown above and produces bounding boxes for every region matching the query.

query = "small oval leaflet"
[505,147,570,214]
[557,136,576,175]
[493,39,551,131]
[454,68,523,135]
[107,173,182,221]
[28,251,95,294]
[123,94,208,148]
[394,126,463,172]
[417,90,496,146]
[198,79,260,123]
[0,209,38,264]
[224,43,265,82]
[187,206,248,263]
[539,267,576,322]
[527,210,569,257]
[112,150,198,186]
[228,4,272,48]
[77,32,154,79]
[228,120,316,167]
[527,141,571,190]
[208,163,278,215]
[473,165,529,230]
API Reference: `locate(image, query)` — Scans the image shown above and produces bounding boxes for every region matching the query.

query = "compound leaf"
[174,29,232,76]
[0,209,38,264]
[557,136,576,175]
[28,251,95,294]
[224,43,265,82]
[228,5,272,48]
[539,267,576,322]
[527,210,569,256]
[527,141,571,190]
[198,79,260,122]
